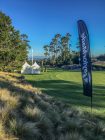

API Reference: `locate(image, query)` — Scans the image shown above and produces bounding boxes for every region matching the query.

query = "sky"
[0,0,105,57]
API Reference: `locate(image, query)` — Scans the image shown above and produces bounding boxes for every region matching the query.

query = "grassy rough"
[25,70,105,118]
[0,72,105,140]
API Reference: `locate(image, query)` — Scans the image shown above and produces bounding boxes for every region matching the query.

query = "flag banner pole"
[91,95,92,113]
[77,20,93,111]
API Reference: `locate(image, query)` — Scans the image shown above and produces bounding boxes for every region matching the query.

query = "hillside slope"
[0,72,105,140]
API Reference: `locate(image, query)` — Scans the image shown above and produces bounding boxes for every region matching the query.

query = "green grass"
[1,72,105,139]
[25,69,105,118]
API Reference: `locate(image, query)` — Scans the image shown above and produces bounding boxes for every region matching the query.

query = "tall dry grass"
[0,72,105,140]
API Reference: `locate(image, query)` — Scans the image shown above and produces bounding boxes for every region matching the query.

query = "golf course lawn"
[25,69,105,118]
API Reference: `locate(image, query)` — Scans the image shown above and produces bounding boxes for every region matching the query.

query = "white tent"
[32,62,40,74]
[32,62,40,69]
[21,62,32,74]
[21,62,40,74]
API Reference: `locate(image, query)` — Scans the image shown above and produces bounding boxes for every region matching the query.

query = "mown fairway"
[25,69,105,118]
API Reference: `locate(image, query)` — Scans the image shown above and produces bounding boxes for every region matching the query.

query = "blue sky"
[0,0,105,56]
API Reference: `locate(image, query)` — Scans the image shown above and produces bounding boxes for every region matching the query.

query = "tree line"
[43,33,79,66]
[97,54,105,61]
[0,11,30,72]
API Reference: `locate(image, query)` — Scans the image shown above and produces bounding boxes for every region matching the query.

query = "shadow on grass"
[0,74,105,109]
[1,74,105,139]
[26,78,105,109]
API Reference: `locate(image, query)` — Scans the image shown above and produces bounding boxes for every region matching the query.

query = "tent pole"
[32,49,33,74]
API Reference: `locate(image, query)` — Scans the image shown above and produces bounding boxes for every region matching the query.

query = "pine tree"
[0,11,31,72]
